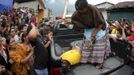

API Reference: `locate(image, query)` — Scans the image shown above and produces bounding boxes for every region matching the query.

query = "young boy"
[60,46,81,74]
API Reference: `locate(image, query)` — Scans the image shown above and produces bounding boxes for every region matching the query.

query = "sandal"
[96,64,103,69]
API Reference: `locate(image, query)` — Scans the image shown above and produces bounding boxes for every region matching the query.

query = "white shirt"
[2,48,7,63]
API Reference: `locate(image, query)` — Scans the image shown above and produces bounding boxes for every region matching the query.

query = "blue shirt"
[84,28,106,40]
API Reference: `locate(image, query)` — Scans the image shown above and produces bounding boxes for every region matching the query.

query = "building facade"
[108,1,134,21]
[14,0,47,21]
[95,2,114,20]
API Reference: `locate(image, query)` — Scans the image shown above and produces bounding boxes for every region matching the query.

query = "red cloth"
[131,27,134,32]
[2,44,7,50]
[128,35,134,41]
[30,17,36,26]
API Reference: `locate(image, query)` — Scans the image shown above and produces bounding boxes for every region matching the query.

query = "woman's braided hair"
[75,0,88,10]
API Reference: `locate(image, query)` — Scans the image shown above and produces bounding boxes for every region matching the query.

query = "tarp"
[0,0,13,13]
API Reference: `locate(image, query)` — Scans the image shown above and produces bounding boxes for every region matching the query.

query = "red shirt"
[128,35,134,41]
[30,17,36,26]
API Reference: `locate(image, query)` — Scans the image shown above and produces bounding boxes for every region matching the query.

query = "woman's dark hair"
[21,32,28,43]
[75,0,88,10]
[26,25,32,35]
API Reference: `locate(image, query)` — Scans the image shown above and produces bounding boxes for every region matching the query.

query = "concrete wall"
[96,2,114,20]
[14,1,38,11]
[14,1,49,21]
[101,10,108,20]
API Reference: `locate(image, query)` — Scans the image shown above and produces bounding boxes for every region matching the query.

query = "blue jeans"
[35,68,48,75]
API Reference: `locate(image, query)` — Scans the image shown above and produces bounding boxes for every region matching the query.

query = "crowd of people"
[108,18,134,42]
[0,0,134,75]
[0,7,53,75]
[108,18,134,60]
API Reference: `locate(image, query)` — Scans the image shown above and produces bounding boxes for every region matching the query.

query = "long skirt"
[81,35,111,64]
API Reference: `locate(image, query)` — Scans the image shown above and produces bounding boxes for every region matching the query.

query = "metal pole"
[63,0,69,19]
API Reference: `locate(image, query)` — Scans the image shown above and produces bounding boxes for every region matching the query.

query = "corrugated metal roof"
[108,1,134,10]
[95,1,114,6]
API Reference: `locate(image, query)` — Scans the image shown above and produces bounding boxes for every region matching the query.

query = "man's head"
[75,0,88,14]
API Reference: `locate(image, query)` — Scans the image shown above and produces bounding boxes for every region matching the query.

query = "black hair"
[27,25,32,35]
[75,0,88,10]
[40,23,45,27]
[21,32,28,43]
[117,28,122,34]
[18,25,27,30]
[61,60,71,70]
[1,19,7,28]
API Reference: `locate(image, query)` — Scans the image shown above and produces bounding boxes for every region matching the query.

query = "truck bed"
[51,29,133,75]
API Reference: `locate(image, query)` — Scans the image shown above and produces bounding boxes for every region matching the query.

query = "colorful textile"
[81,35,111,64]
[9,44,30,75]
